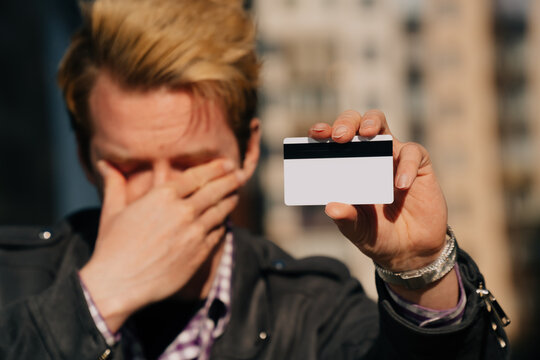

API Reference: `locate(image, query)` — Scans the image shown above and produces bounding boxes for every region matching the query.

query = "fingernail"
[311,124,326,132]
[333,126,348,139]
[223,159,235,171]
[361,120,375,129]
[397,174,409,189]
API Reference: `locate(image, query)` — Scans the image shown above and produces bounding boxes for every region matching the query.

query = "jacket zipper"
[98,349,111,360]
[476,282,511,327]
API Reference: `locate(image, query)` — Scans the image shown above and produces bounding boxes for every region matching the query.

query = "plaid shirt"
[81,232,234,360]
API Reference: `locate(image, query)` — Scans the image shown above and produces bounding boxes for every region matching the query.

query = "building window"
[284,0,297,8]
[435,50,461,71]
[321,0,335,8]
[360,0,376,8]
[361,44,377,61]
[366,96,379,110]
[437,99,463,121]
[436,0,459,17]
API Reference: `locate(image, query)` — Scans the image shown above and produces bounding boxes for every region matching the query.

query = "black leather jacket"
[0,209,509,359]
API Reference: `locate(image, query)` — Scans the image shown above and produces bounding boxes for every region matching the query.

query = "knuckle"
[161,184,176,200]
[191,171,205,187]
[401,159,418,170]
[417,143,428,154]
[181,203,197,221]
[184,223,204,242]
[336,112,359,125]
[206,203,219,218]
[333,119,352,128]
[400,142,431,166]
[154,185,177,201]
[402,142,414,150]
[340,109,360,119]
[364,109,385,119]
[191,223,206,240]
[182,170,203,190]
[196,191,214,207]
[402,142,421,154]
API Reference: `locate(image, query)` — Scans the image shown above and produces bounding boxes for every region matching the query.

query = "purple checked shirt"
[81,231,465,359]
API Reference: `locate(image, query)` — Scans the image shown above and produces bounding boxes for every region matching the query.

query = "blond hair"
[58,0,260,166]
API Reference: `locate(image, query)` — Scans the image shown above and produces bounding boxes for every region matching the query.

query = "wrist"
[374,226,457,290]
[387,267,459,310]
[79,263,135,333]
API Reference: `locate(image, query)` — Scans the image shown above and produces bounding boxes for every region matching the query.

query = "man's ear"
[240,118,261,182]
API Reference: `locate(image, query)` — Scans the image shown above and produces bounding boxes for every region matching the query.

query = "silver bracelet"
[374,226,457,290]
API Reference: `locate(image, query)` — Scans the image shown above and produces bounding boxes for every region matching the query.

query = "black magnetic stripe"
[284,140,392,159]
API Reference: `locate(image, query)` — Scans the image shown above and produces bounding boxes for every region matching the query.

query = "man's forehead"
[89,72,226,132]
[88,71,232,161]
[90,73,194,126]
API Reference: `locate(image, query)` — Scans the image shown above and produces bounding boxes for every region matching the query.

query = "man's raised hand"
[309,110,458,308]
[79,158,242,333]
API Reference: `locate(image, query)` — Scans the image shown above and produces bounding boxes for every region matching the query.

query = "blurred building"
[494,0,540,347]
[254,0,539,340]
[255,0,408,299]
[531,1,540,206]
[422,0,519,335]
[507,0,540,355]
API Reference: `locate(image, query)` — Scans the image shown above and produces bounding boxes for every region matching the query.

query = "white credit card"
[283,135,394,206]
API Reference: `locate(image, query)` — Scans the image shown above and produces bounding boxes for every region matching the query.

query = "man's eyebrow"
[98,149,221,164]
[170,150,221,163]
[96,148,137,164]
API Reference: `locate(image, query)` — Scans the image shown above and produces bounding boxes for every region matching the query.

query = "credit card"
[283,135,394,206]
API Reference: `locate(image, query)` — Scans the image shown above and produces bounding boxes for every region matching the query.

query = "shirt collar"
[159,231,234,360]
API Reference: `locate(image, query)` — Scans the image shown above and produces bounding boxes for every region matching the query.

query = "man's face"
[87,72,249,204]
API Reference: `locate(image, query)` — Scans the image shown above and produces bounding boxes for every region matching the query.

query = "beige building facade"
[255,0,407,299]
[254,0,523,336]
[529,0,540,204]
[422,0,518,333]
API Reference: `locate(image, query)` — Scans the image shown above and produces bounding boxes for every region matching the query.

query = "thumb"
[325,202,358,240]
[96,160,127,220]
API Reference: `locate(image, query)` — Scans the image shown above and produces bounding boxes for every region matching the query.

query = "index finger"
[174,158,236,198]
[97,160,127,221]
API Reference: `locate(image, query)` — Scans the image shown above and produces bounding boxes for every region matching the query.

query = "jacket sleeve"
[0,270,114,360]
[315,247,510,360]
[366,248,510,360]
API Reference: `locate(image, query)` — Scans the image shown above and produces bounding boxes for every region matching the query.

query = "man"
[0,0,509,359]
